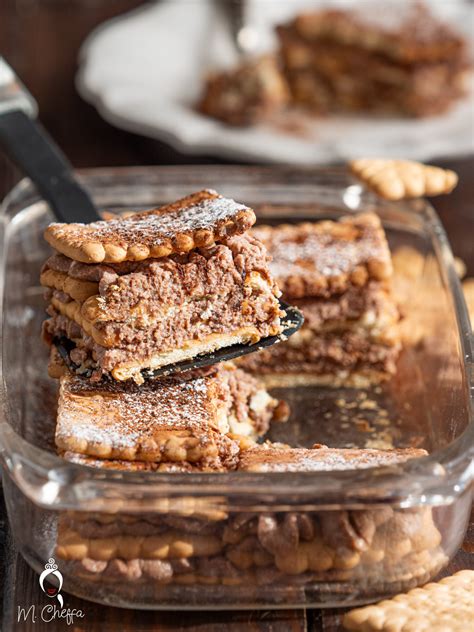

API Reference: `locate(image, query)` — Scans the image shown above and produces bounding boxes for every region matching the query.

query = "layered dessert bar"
[56,365,287,472]
[238,444,425,472]
[277,2,468,117]
[41,190,284,383]
[58,506,445,590]
[198,55,289,126]
[239,213,400,386]
[56,446,444,591]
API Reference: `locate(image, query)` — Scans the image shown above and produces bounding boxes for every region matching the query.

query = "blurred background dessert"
[276,2,469,117]
[200,1,470,125]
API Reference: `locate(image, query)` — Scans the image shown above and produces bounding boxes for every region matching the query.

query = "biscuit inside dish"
[55,446,444,594]
[238,213,401,386]
[237,444,427,472]
[56,365,286,471]
[41,190,284,382]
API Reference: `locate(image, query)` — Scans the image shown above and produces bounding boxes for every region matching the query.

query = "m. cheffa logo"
[39,558,64,607]
[17,557,85,625]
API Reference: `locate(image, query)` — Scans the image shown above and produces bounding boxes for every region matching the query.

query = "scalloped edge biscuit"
[56,526,223,561]
[55,371,242,464]
[44,190,256,263]
[41,269,99,303]
[349,159,458,200]
[343,570,474,631]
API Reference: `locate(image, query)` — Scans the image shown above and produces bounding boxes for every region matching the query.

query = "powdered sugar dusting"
[49,191,252,250]
[255,215,390,285]
[240,447,426,472]
[269,233,366,279]
[57,373,221,451]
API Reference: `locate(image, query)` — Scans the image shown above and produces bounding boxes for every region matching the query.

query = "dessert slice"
[56,446,443,591]
[198,55,290,126]
[56,365,286,471]
[277,2,468,117]
[239,213,400,386]
[238,444,426,472]
[41,190,283,382]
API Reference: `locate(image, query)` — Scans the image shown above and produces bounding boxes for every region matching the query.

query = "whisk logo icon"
[39,558,64,608]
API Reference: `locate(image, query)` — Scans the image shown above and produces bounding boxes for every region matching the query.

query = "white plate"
[77,0,474,164]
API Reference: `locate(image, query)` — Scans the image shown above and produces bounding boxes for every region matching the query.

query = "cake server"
[0,58,304,373]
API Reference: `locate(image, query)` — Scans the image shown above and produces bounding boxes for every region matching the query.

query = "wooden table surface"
[0,1,473,630]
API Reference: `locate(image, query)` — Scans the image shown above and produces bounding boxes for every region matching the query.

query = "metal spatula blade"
[53,301,304,381]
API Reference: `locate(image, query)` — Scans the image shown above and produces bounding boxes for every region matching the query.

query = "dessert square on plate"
[198,55,290,127]
[277,2,468,117]
[239,213,400,386]
[41,190,284,382]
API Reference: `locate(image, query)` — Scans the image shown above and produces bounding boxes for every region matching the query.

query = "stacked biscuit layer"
[42,190,288,473]
[42,190,283,383]
[56,445,444,592]
[240,213,400,387]
[56,366,286,471]
[277,2,468,117]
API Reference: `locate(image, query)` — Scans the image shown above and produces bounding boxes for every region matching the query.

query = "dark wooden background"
[0,1,473,630]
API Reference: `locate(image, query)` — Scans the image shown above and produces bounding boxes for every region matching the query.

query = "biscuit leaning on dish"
[41,189,284,383]
[349,158,458,201]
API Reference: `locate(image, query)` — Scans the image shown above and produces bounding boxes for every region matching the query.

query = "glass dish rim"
[0,165,473,509]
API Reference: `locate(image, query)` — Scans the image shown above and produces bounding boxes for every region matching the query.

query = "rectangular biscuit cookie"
[238,444,427,472]
[44,189,256,264]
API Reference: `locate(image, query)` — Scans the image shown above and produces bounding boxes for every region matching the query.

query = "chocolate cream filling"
[291,281,398,332]
[57,505,442,587]
[239,329,400,376]
[43,234,283,376]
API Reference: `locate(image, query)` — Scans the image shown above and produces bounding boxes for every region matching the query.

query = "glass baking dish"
[0,166,472,610]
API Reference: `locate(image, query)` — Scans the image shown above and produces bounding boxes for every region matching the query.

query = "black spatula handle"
[0,57,100,223]
[0,109,101,223]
